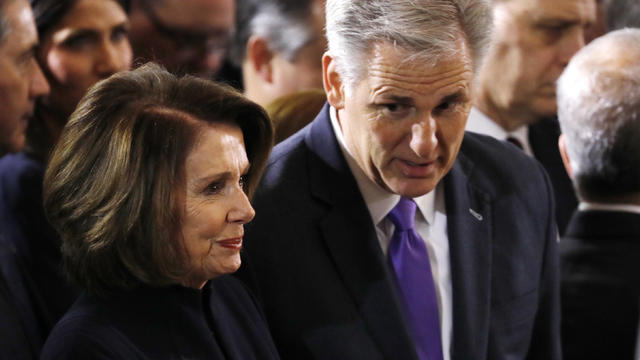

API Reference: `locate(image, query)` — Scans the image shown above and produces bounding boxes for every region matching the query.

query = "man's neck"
[474,90,536,133]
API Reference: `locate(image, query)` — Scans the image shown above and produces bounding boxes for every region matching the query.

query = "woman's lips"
[395,158,436,177]
[217,237,243,250]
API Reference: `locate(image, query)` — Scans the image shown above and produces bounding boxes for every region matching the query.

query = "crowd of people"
[0,0,639,359]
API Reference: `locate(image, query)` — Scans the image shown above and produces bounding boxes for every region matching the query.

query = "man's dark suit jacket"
[529,118,578,236]
[561,210,640,360]
[238,104,561,360]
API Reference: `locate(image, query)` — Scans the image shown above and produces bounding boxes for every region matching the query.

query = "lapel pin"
[469,208,483,221]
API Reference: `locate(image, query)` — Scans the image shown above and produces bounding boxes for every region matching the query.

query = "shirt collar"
[466,107,532,156]
[329,106,437,226]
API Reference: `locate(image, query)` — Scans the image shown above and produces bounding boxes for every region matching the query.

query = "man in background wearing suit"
[468,0,596,235]
[238,0,561,359]
[0,0,50,357]
[556,28,640,360]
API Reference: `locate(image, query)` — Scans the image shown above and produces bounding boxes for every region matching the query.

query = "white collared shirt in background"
[329,106,453,360]
[466,107,533,156]
[579,202,640,215]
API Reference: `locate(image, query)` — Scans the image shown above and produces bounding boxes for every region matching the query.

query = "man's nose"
[409,115,437,158]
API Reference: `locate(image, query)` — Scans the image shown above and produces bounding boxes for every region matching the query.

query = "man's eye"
[435,101,457,114]
[379,103,413,119]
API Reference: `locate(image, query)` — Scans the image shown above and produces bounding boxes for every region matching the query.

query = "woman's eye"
[62,34,93,50]
[112,27,129,42]
[204,181,223,195]
[239,175,247,190]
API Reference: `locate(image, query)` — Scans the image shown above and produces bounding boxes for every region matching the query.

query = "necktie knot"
[388,197,416,231]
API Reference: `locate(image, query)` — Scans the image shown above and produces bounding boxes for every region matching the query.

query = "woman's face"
[180,122,255,289]
[38,0,132,116]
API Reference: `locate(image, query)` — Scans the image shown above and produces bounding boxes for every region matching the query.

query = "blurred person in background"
[0,1,50,357]
[584,0,640,43]
[468,0,596,235]
[229,0,326,107]
[0,0,132,345]
[0,0,49,156]
[557,28,640,360]
[128,0,234,79]
[264,88,326,143]
[41,63,278,360]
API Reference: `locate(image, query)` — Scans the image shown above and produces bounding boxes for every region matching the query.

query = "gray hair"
[604,0,640,30]
[325,0,492,88]
[0,0,11,44]
[557,28,640,201]
[229,0,319,67]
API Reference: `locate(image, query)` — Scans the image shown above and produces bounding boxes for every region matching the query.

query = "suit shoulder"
[460,132,552,195]
[257,127,312,194]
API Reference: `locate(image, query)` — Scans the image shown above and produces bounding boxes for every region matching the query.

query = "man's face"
[326,40,473,198]
[128,0,234,78]
[481,0,595,121]
[0,0,49,154]
[270,0,326,100]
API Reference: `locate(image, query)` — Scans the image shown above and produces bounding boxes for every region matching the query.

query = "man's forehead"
[364,40,473,75]
[154,0,234,31]
[362,41,473,98]
[0,0,38,52]
[510,0,596,23]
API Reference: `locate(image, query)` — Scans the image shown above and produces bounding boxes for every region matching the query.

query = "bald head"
[557,29,640,202]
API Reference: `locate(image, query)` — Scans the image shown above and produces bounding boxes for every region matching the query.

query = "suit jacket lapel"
[305,104,418,360]
[444,149,493,360]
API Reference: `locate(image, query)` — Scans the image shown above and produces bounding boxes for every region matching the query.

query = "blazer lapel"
[444,151,493,360]
[306,105,418,360]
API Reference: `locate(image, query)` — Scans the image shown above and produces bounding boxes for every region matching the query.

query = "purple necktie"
[388,197,443,360]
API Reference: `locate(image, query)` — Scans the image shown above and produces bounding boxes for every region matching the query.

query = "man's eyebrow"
[18,43,38,62]
[440,90,469,104]
[378,95,415,105]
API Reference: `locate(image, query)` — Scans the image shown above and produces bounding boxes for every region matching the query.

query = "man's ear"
[322,53,345,109]
[559,134,573,179]
[246,35,274,83]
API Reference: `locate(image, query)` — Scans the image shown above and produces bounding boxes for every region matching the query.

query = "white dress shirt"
[466,107,533,156]
[578,202,640,215]
[329,106,453,360]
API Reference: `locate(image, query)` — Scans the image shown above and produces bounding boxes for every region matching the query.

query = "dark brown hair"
[43,62,273,294]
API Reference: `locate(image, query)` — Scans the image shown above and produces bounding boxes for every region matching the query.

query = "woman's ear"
[322,53,345,109]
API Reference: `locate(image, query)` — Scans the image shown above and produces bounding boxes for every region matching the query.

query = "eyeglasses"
[138,0,230,57]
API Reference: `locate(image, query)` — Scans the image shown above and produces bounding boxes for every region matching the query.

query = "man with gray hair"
[0,0,49,156]
[229,0,326,107]
[585,0,640,43]
[468,0,596,235]
[0,0,50,357]
[238,0,561,359]
[557,28,640,360]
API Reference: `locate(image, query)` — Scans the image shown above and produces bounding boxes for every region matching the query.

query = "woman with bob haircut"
[40,63,279,359]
